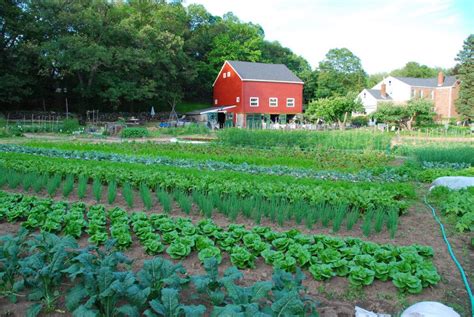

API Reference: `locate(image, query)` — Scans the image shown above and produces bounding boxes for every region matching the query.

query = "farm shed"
[213,61,304,128]
[186,105,236,129]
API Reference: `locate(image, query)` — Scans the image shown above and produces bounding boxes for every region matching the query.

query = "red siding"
[213,63,243,112]
[242,81,303,114]
[213,61,303,117]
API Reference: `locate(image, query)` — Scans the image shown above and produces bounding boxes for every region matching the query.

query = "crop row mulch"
[0,184,472,317]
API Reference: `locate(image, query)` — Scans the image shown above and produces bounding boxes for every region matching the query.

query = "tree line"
[1,1,471,121]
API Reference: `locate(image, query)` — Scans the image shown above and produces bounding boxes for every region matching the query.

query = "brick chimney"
[380,83,387,98]
[437,71,444,86]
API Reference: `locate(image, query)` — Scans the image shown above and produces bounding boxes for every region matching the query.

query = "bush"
[121,127,150,138]
[62,118,80,133]
[351,116,368,127]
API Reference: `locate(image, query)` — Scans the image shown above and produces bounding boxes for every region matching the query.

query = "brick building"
[358,72,460,120]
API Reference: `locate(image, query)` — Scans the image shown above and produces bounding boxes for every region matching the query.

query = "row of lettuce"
[0,230,319,317]
[0,191,440,296]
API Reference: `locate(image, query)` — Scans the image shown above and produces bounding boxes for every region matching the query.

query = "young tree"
[305,94,363,130]
[374,99,434,130]
[455,34,474,122]
[316,48,367,98]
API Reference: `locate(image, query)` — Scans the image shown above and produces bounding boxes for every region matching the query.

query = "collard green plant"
[19,233,78,316]
[64,242,149,317]
[0,229,28,303]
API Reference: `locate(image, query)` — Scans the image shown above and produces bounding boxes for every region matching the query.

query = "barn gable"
[213,60,303,86]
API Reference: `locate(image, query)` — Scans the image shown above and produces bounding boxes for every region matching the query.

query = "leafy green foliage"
[0,229,28,303]
[122,182,134,208]
[19,233,78,316]
[107,179,117,204]
[77,175,88,199]
[92,178,102,202]
[139,182,153,210]
[62,174,75,198]
[64,242,148,317]
[0,190,441,294]
[121,128,150,138]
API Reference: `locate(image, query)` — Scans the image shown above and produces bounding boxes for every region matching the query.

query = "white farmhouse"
[357,73,460,119]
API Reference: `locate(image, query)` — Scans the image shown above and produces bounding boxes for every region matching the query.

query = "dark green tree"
[455,34,474,122]
[316,48,367,98]
[390,61,439,78]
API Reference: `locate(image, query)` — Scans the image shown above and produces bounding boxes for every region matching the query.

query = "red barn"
[213,61,304,128]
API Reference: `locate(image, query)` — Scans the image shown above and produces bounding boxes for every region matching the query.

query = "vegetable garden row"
[0,230,319,316]
[0,191,440,295]
[1,135,473,315]
[0,165,405,237]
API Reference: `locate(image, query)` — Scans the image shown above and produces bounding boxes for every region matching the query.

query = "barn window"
[227,71,231,77]
[363,92,366,98]
[269,97,278,107]
[236,96,240,102]
[286,98,295,107]
[214,99,218,105]
[223,73,227,79]
[250,97,259,107]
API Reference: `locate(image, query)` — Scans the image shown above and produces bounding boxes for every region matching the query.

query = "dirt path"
[0,185,472,317]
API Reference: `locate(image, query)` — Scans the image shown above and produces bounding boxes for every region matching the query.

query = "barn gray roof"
[227,61,303,83]
[366,89,393,100]
[395,76,458,87]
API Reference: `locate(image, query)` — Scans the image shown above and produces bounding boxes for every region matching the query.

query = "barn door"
[246,114,262,129]
[225,112,234,128]
[279,114,287,124]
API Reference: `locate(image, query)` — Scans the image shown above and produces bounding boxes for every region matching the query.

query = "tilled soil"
[0,185,472,317]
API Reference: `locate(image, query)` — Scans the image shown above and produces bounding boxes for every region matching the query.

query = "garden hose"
[423,195,474,317]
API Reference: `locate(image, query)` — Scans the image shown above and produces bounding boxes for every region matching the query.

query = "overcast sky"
[186,0,474,74]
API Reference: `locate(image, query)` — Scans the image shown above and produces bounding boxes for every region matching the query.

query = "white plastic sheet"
[430,176,474,191]
[401,301,460,317]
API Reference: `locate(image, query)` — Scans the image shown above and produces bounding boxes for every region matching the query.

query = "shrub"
[121,127,149,138]
[62,118,80,133]
[351,116,368,127]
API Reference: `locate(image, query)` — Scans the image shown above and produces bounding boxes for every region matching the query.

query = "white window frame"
[227,71,231,77]
[223,73,227,79]
[236,96,240,102]
[431,90,434,100]
[214,99,218,105]
[269,97,278,107]
[250,97,259,107]
[286,98,295,108]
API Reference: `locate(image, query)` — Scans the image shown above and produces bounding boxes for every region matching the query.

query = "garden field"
[0,129,472,317]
